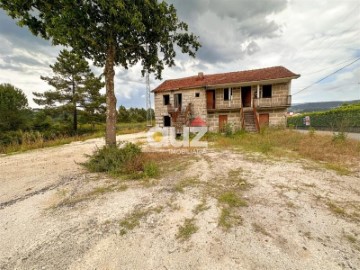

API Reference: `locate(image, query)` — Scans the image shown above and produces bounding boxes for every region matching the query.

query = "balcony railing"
[254,95,291,108]
[207,102,242,111]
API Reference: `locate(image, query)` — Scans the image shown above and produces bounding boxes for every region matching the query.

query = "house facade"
[153,66,300,133]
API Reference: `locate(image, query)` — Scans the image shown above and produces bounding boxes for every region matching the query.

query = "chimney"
[197,72,204,80]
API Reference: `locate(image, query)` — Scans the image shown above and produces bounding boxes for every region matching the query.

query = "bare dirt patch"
[0,133,359,269]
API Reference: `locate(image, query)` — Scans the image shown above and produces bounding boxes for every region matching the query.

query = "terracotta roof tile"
[153,66,300,92]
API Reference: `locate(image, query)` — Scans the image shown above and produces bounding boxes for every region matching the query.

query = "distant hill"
[289,100,360,113]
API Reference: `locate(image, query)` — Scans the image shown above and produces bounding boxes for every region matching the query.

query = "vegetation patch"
[207,128,360,169]
[218,192,248,207]
[53,182,128,208]
[218,208,242,230]
[83,142,177,180]
[324,163,351,176]
[119,206,163,235]
[176,218,199,241]
[173,178,200,193]
[252,223,271,237]
[326,202,346,216]
[193,199,210,215]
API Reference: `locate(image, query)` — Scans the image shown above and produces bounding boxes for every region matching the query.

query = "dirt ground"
[0,132,359,270]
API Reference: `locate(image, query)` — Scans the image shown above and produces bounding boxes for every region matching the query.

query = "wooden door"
[241,87,252,107]
[206,90,215,109]
[219,115,228,132]
[259,114,269,127]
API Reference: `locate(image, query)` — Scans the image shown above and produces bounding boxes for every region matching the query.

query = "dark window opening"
[224,88,232,101]
[163,95,170,105]
[163,116,171,127]
[262,85,272,98]
[195,92,200,97]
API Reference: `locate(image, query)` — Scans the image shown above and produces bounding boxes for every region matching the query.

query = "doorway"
[241,86,252,107]
[219,115,228,132]
[163,116,171,127]
[206,90,215,109]
[259,113,269,127]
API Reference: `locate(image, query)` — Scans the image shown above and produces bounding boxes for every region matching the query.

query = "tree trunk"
[72,80,78,132]
[104,45,117,146]
[73,106,77,132]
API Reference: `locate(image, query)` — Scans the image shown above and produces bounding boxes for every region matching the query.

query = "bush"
[143,161,159,178]
[84,142,141,174]
[224,123,233,137]
[84,142,160,178]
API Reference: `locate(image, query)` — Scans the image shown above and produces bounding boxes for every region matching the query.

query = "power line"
[293,56,360,96]
[301,57,360,76]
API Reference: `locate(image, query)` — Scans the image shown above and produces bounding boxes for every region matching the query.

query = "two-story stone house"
[153,66,300,133]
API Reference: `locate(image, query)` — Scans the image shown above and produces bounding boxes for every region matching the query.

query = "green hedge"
[287,103,360,131]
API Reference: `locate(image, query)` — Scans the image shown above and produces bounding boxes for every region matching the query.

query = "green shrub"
[84,142,142,174]
[224,123,233,137]
[308,127,316,137]
[143,161,159,178]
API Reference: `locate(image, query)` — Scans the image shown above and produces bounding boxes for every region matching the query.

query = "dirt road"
[0,133,359,269]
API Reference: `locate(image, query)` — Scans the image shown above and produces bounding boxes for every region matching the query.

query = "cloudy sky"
[0,0,359,109]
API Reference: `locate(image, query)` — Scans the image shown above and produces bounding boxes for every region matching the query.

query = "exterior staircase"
[243,110,257,132]
[168,103,192,134]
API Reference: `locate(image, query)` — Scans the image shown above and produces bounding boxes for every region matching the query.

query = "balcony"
[254,95,291,108]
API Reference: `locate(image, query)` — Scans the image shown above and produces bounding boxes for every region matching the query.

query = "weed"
[143,161,159,178]
[332,132,347,142]
[286,201,296,208]
[210,128,360,168]
[308,127,316,137]
[252,223,271,237]
[176,218,199,241]
[218,192,247,207]
[193,199,210,215]
[344,233,357,244]
[218,208,242,230]
[304,183,316,188]
[327,202,346,216]
[119,206,163,235]
[174,178,199,193]
[324,163,351,176]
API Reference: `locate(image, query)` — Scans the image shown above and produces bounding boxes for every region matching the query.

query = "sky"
[0,0,359,109]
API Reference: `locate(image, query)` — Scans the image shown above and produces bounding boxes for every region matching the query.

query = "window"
[163,116,171,127]
[195,92,200,97]
[262,85,272,98]
[163,95,170,105]
[224,88,232,101]
[174,93,182,108]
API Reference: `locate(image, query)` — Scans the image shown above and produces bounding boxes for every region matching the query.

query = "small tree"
[33,50,105,132]
[0,83,29,131]
[0,1,201,145]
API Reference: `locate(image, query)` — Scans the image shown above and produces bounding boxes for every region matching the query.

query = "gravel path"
[0,133,359,270]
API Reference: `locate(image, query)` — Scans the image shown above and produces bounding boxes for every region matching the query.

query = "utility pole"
[145,44,153,127]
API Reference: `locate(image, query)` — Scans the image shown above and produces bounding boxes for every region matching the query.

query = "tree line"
[0,49,153,146]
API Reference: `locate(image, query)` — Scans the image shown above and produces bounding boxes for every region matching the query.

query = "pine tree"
[1,1,200,145]
[33,50,105,132]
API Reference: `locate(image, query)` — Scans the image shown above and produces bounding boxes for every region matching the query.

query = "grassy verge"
[206,128,360,170]
[0,122,147,154]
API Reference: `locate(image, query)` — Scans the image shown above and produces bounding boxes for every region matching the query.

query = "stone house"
[152,66,300,133]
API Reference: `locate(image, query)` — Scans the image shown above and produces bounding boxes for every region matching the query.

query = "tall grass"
[208,128,360,167]
[0,122,147,154]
